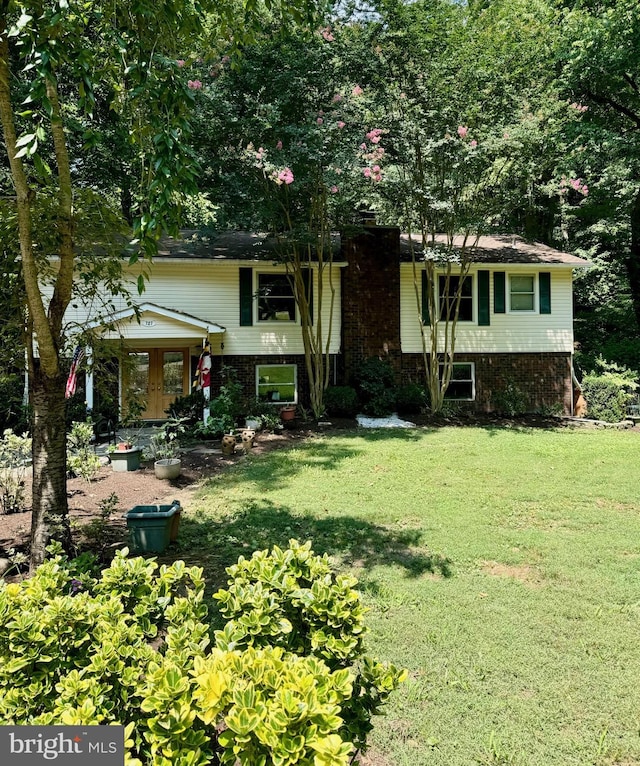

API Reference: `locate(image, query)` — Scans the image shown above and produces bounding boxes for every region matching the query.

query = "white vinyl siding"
[61,260,343,356]
[400,264,575,354]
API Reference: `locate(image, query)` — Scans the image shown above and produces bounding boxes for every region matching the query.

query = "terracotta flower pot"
[280,406,296,422]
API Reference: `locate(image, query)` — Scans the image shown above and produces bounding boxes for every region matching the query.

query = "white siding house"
[58,228,589,419]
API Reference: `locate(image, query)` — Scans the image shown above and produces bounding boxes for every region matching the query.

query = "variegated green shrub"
[0,548,212,765]
[193,646,353,766]
[213,539,407,753]
[0,542,404,764]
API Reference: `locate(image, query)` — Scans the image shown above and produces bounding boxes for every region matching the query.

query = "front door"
[126,348,189,420]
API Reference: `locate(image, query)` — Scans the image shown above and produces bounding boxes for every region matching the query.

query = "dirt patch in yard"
[481,560,544,586]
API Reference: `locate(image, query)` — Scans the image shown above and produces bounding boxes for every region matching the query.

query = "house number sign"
[142,320,156,327]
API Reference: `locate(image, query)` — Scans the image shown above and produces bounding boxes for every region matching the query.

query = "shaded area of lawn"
[177,498,452,595]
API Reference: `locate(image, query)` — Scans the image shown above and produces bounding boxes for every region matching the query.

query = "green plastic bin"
[125,501,181,553]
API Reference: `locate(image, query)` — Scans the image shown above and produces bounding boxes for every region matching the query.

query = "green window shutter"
[239,267,253,326]
[478,270,490,326]
[539,271,551,314]
[302,268,313,325]
[421,271,430,324]
[494,271,506,314]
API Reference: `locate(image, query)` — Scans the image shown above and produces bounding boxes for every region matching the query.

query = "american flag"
[65,345,85,399]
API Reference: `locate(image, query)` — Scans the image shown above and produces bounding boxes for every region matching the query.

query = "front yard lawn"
[177,424,640,766]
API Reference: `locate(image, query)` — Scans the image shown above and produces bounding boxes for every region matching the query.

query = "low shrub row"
[0,540,405,765]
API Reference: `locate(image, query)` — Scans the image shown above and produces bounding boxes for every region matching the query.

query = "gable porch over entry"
[84,303,225,420]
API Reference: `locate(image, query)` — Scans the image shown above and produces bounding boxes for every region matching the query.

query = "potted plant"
[280,404,297,422]
[243,396,269,430]
[147,417,186,480]
[108,442,142,472]
[109,399,145,471]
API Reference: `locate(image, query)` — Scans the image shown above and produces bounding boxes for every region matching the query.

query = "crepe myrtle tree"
[0,0,321,569]
[243,83,386,418]
[392,120,508,413]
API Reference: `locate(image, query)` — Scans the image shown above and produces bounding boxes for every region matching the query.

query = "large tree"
[188,27,381,417]
[552,1,640,368]
[0,0,320,568]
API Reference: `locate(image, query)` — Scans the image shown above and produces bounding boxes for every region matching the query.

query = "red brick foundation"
[401,352,573,414]
[207,354,339,404]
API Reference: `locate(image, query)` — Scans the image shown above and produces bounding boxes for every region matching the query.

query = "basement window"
[256,364,297,403]
[440,362,475,401]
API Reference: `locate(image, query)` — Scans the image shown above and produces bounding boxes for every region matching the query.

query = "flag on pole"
[65,345,85,399]
[193,339,212,391]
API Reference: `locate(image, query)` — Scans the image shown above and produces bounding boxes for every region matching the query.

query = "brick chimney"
[341,226,402,383]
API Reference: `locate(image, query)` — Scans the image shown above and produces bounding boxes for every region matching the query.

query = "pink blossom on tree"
[188,80,203,90]
[176,59,185,67]
[569,178,589,195]
[570,102,588,113]
[352,85,364,97]
[457,125,468,138]
[470,139,477,148]
[277,167,294,185]
[363,167,372,178]
[330,185,338,193]
[337,121,346,129]
[320,26,334,41]
[317,117,324,125]
[276,140,283,150]
[332,93,343,103]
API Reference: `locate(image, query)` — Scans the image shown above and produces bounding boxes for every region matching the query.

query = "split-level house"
[61,226,589,419]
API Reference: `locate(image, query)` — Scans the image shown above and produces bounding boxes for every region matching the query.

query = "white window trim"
[508,273,538,314]
[255,363,298,404]
[437,273,475,324]
[256,271,297,324]
[439,361,476,401]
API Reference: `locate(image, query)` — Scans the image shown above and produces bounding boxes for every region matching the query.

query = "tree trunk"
[626,188,640,329]
[29,361,72,570]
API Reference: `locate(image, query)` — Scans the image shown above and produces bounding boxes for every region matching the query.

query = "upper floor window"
[439,275,473,322]
[509,275,536,312]
[258,274,296,322]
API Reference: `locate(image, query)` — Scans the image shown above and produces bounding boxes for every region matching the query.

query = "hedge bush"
[213,540,406,753]
[324,386,359,418]
[0,542,405,765]
[353,358,397,417]
[581,363,637,422]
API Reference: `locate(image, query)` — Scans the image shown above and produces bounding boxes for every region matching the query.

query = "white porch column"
[85,345,94,414]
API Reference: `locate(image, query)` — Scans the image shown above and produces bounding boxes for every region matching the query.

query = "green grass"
[176,425,640,766]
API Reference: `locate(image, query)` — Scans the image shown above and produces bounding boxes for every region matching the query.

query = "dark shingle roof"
[152,230,589,267]
[155,230,343,262]
[399,233,590,266]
